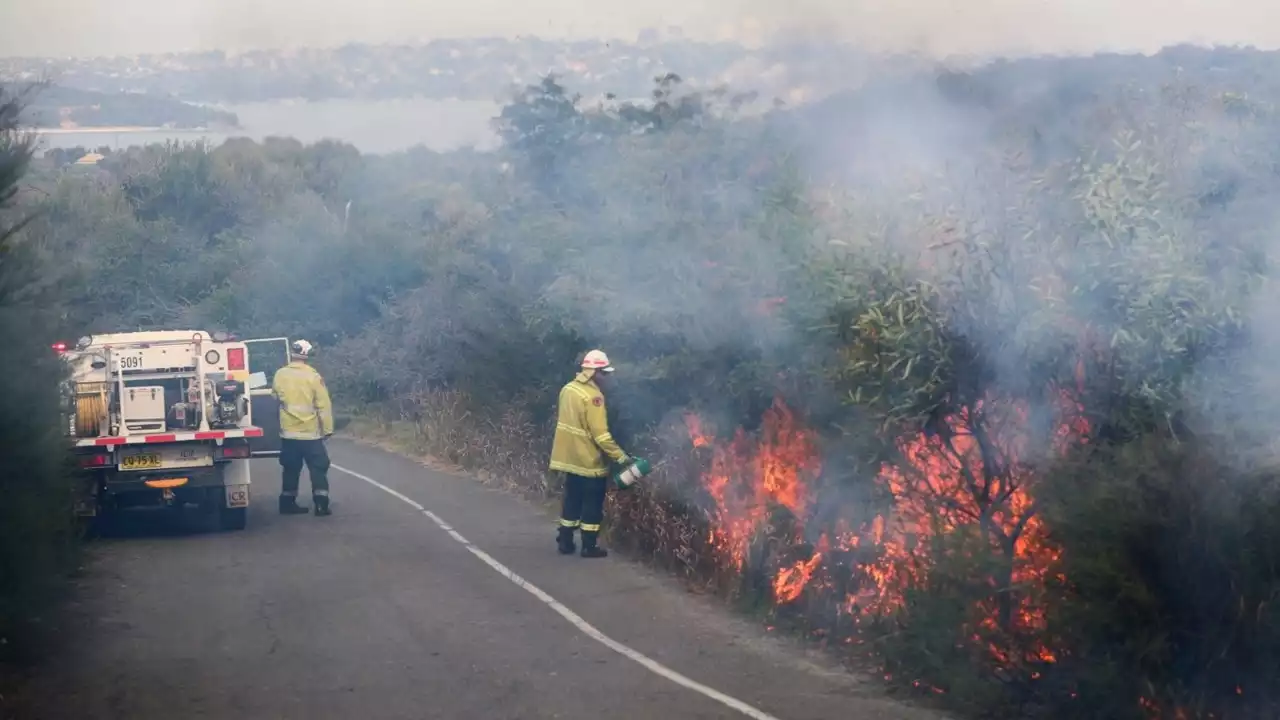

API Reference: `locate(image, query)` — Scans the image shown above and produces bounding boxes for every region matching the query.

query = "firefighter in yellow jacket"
[550,349,630,558]
[272,339,334,517]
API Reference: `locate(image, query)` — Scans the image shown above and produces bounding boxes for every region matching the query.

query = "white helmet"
[581,349,614,373]
[291,339,315,358]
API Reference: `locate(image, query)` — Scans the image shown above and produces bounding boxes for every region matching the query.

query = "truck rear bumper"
[106,464,224,495]
[78,461,251,516]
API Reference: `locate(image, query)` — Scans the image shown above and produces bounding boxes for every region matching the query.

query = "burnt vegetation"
[4,45,1280,719]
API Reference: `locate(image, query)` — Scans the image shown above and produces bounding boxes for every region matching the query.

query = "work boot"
[313,495,331,517]
[279,496,308,515]
[580,533,608,559]
[556,526,576,555]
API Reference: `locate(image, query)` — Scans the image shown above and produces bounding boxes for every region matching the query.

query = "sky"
[3,0,1280,59]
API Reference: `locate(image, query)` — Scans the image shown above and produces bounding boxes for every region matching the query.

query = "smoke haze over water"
[4,0,1280,58]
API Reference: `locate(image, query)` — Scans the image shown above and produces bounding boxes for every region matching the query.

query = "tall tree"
[0,87,76,662]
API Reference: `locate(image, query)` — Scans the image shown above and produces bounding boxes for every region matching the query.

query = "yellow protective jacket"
[549,372,629,477]
[272,361,334,440]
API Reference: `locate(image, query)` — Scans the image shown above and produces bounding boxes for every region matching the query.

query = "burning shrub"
[667,388,1085,712]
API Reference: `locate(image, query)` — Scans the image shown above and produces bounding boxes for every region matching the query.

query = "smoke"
[6,0,1280,58]
[720,0,1280,57]
[490,37,1271,499]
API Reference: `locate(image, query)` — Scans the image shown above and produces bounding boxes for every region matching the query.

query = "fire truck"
[59,331,290,531]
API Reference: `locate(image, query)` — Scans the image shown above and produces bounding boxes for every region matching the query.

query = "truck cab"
[61,331,290,532]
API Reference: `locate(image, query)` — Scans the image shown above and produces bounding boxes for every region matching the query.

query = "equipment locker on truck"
[59,331,288,532]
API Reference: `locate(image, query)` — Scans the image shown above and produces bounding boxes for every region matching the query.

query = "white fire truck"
[60,331,290,531]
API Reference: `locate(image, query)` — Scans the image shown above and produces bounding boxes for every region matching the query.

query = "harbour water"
[32,97,503,155]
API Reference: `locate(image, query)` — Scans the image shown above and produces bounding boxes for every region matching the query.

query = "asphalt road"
[23,438,943,720]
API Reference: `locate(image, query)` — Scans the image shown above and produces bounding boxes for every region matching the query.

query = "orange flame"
[775,552,823,603]
[684,388,1090,672]
[864,390,1086,663]
[684,398,820,571]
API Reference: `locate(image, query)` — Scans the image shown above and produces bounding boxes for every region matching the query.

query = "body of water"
[34,97,503,155]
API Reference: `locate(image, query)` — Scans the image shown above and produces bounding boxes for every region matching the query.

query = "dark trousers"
[559,473,606,537]
[280,438,330,498]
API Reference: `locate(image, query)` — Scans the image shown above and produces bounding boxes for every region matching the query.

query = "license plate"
[120,453,162,470]
[226,485,249,508]
[118,445,213,471]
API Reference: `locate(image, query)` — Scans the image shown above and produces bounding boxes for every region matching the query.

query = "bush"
[0,89,78,664]
[1040,436,1280,718]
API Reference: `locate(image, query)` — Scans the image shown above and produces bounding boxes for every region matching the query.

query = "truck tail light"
[220,445,250,460]
[78,453,111,468]
[227,347,245,371]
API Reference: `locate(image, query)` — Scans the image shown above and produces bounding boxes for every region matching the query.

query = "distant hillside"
[8,84,239,129]
[0,38,898,106]
[5,37,1280,118]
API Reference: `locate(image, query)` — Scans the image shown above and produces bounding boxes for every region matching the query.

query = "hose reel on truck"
[73,381,109,438]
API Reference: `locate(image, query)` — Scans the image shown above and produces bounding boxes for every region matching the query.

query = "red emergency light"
[52,342,67,353]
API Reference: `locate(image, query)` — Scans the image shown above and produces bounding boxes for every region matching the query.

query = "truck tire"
[219,506,247,531]
[200,485,247,532]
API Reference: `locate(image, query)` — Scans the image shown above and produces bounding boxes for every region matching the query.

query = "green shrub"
[0,88,78,664]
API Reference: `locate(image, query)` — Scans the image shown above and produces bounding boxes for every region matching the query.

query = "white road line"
[331,463,783,720]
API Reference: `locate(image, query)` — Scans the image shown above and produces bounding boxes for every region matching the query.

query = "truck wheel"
[219,506,247,531]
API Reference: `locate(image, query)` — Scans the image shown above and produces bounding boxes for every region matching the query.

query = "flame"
[684,388,1090,673]
[775,551,823,603]
[684,398,820,572]
[863,389,1087,664]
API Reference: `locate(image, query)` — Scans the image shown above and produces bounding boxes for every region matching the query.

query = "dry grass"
[345,390,555,501]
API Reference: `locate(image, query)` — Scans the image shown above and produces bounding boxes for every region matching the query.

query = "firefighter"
[550,349,631,558]
[272,339,334,517]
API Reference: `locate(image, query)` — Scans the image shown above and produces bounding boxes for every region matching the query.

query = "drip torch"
[612,457,665,490]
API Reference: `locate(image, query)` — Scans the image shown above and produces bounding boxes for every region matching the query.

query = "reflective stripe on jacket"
[548,372,628,478]
[272,361,334,440]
